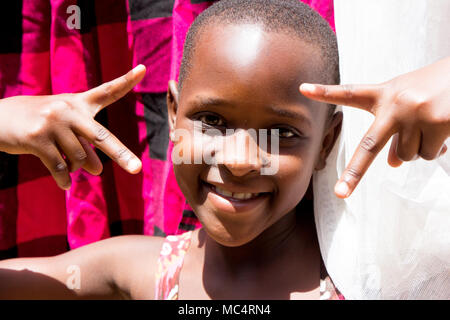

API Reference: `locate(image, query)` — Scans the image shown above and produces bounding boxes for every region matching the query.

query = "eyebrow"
[189,97,233,109]
[264,105,312,129]
[189,96,312,128]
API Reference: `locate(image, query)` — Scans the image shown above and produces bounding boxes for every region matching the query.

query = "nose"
[220,129,263,177]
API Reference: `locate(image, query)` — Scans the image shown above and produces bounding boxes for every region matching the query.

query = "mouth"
[213,184,262,200]
[201,181,271,214]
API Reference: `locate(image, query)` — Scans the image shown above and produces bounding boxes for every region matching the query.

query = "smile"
[214,185,261,200]
[202,181,271,214]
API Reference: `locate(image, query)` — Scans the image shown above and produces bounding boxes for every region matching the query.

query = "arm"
[0,235,164,299]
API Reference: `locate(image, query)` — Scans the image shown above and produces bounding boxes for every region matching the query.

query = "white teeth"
[233,193,247,200]
[214,186,259,200]
[215,186,233,197]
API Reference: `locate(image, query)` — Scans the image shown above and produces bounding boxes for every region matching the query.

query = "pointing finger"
[300,83,380,112]
[73,118,142,174]
[83,65,146,115]
[335,117,395,198]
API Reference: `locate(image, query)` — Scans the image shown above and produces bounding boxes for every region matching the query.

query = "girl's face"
[168,24,341,247]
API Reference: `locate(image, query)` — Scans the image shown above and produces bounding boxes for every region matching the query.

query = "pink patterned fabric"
[154,230,193,300]
[154,231,344,300]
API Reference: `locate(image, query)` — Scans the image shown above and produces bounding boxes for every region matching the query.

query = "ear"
[167,80,179,142]
[315,111,343,171]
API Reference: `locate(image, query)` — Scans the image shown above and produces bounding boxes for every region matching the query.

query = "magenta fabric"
[0,0,334,259]
[170,0,335,81]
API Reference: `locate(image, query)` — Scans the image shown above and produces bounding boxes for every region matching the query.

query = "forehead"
[181,23,324,112]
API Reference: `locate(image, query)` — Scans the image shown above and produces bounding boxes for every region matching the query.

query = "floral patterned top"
[154,231,344,300]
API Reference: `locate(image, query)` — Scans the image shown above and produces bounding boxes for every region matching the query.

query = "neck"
[202,206,315,275]
[193,201,320,299]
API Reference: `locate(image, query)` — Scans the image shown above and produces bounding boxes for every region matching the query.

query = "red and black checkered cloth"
[0,0,334,259]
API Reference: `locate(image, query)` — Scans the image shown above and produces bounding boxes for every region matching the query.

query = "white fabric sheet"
[314,0,450,299]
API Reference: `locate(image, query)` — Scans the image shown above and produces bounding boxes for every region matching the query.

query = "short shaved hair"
[178,0,339,118]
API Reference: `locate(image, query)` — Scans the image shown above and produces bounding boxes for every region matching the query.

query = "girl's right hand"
[0,65,146,190]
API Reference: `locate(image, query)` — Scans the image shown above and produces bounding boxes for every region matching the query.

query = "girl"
[0,0,448,300]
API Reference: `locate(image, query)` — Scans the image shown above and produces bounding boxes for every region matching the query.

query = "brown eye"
[279,129,294,138]
[272,128,296,138]
[199,114,225,127]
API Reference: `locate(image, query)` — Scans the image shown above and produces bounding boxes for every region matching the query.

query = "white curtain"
[314,0,450,299]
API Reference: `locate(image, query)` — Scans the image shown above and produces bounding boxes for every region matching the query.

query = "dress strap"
[154,231,193,300]
[154,230,343,300]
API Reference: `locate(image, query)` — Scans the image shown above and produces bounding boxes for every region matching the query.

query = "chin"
[207,229,260,247]
[197,211,265,247]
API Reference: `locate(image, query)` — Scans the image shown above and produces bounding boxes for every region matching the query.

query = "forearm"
[0,248,123,299]
[0,256,78,299]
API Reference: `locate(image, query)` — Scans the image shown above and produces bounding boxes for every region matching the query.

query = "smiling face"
[168,24,341,247]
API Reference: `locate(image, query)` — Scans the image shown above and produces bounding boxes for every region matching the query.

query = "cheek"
[272,145,318,210]
[171,121,203,200]
[173,159,203,212]
[171,118,203,164]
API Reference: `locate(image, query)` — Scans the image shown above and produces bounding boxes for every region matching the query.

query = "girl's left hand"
[300,56,450,199]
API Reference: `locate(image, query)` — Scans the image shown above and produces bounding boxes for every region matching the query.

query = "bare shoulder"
[97,234,166,299]
[98,234,165,254]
